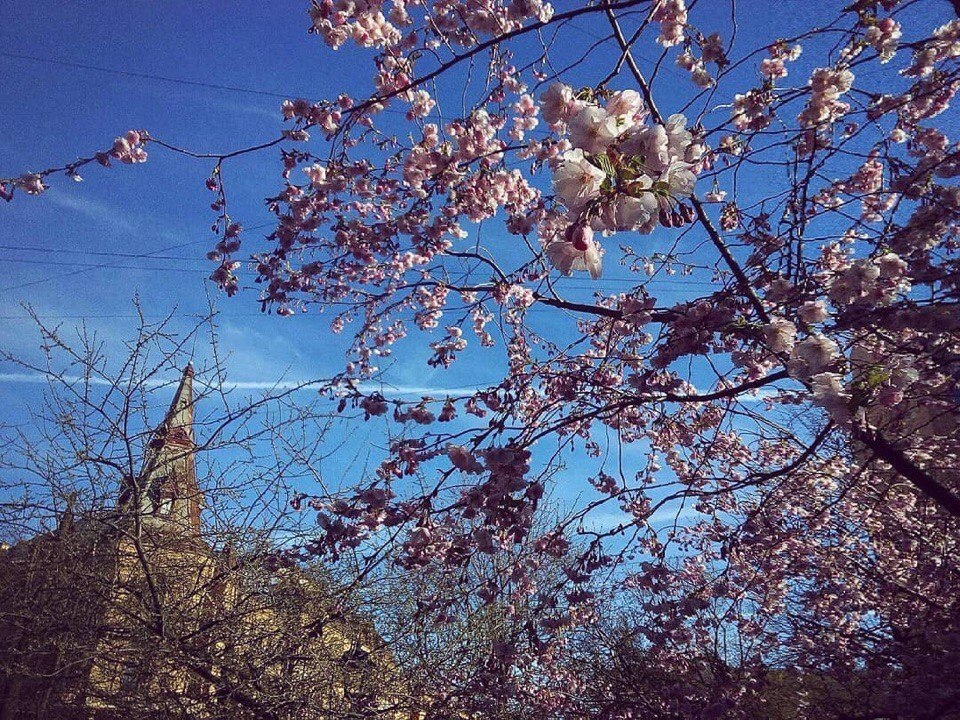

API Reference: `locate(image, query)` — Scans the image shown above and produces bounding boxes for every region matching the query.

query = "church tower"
[119,364,202,534]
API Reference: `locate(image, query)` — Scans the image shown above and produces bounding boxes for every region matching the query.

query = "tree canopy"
[4,1,960,717]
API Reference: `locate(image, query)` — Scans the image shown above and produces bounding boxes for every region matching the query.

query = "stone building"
[0,366,414,719]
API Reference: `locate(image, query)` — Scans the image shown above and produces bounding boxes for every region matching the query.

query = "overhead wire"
[0,250,711,288]
[0,222,276,294]
[0,50,295,100]
[0,232,710,290]
[0,293,694,322]
[0,244,201,261]
[1,20,692,296]
[0,51,410,119]
[0,238,209,294]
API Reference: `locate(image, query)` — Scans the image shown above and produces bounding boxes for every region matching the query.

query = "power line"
[0,51,697,293]
[0,244,713,288]
[0,238,207,294]
[0,312,272,321]
[2,256,204,272]
[0,51,408,119]
[0,252,711,289]
[0,299,694,322]
[0,254,712,292]
[0,244,198,262]
[0,222,278,294]
[0,50,294,100]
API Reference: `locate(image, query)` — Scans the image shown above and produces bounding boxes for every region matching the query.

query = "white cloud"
[0,371,489,398]
[44,188,138,235]
[44,187,186,243]
[583,505,705,533]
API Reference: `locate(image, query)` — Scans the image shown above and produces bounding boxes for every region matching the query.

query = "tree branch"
[854,426,960,518]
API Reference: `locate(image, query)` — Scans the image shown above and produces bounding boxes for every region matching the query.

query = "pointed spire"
[121,364,203,534]
[159,362,195,449]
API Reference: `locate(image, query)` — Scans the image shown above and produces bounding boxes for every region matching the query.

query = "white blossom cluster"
[539,83,704,278]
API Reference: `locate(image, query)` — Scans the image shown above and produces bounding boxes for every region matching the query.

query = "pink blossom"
[762,317,797,354]
[447,444,483,474]
[16,174,46,195]
[865,17,901,63]
[660,160,696,197]
[798,301,829,324]
[732,89,774,131]
[540,82,580,126]
[799,68,854,128]
[544,234,602,279]
[111,130,148,164]
[611,191,658,233]
[651,0,687,47]
[568,106,623,154]
[810,372,852,422]
[904,20,960,77]
[789,333,841,379]
[605,89,644,120]
[552,149,606,212]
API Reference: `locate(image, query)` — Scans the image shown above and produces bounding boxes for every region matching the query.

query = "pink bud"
[564,223,593,251]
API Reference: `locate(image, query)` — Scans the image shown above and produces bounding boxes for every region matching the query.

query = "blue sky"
[2,1,954,543]
[0,0,842,381]
[0,3,682,404]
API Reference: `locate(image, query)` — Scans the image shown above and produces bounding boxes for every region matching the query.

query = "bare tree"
[0,306,418,719]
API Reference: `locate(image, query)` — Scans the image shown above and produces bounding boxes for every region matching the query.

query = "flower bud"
[564,222,594,251]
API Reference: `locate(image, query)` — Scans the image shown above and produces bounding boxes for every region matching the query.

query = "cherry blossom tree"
[5,0,960,716]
